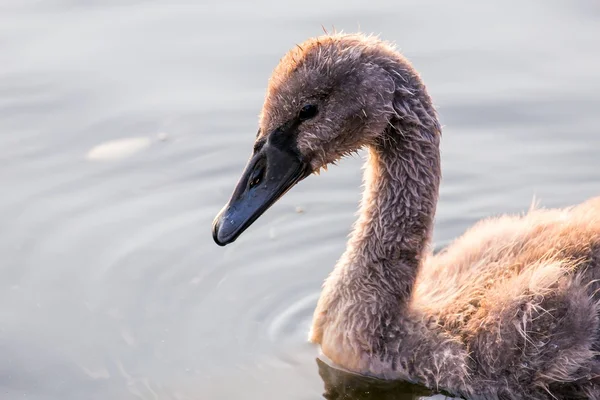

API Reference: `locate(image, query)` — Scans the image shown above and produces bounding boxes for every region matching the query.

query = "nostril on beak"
[248,164,265,189]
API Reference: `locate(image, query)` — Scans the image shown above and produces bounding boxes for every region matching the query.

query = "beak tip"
[213,209,240,246]
[212,215,228,247]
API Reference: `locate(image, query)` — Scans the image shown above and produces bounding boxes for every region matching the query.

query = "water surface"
[1,1,600,399]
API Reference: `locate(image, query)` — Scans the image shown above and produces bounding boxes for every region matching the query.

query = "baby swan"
[212,33,600,399]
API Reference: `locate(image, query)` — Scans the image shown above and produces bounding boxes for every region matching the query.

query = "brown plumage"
[212,32,600,399]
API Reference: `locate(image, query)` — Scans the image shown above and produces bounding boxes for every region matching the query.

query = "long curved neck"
[310,68,443,369]
[342,104,441,307]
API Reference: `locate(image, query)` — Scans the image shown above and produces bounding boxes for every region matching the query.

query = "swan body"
[212,33,600,399]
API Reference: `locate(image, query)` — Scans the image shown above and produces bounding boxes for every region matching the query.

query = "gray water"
[1,1,600,399]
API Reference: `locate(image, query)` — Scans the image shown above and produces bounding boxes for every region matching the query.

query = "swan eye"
[298,104,318,121]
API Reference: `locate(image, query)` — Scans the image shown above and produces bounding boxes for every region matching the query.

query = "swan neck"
[345,120,441,302]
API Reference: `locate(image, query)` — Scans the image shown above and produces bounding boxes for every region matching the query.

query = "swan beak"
[212,141,309,246]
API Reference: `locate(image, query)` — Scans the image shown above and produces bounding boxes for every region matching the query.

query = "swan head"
[212,33,403,246]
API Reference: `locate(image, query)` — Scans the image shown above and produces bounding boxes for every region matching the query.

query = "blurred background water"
[1,0,599,399]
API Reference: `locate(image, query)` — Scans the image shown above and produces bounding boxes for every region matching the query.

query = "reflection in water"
[317,358,457,400]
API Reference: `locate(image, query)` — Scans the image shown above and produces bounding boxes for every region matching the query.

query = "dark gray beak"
[212,137,309,246]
